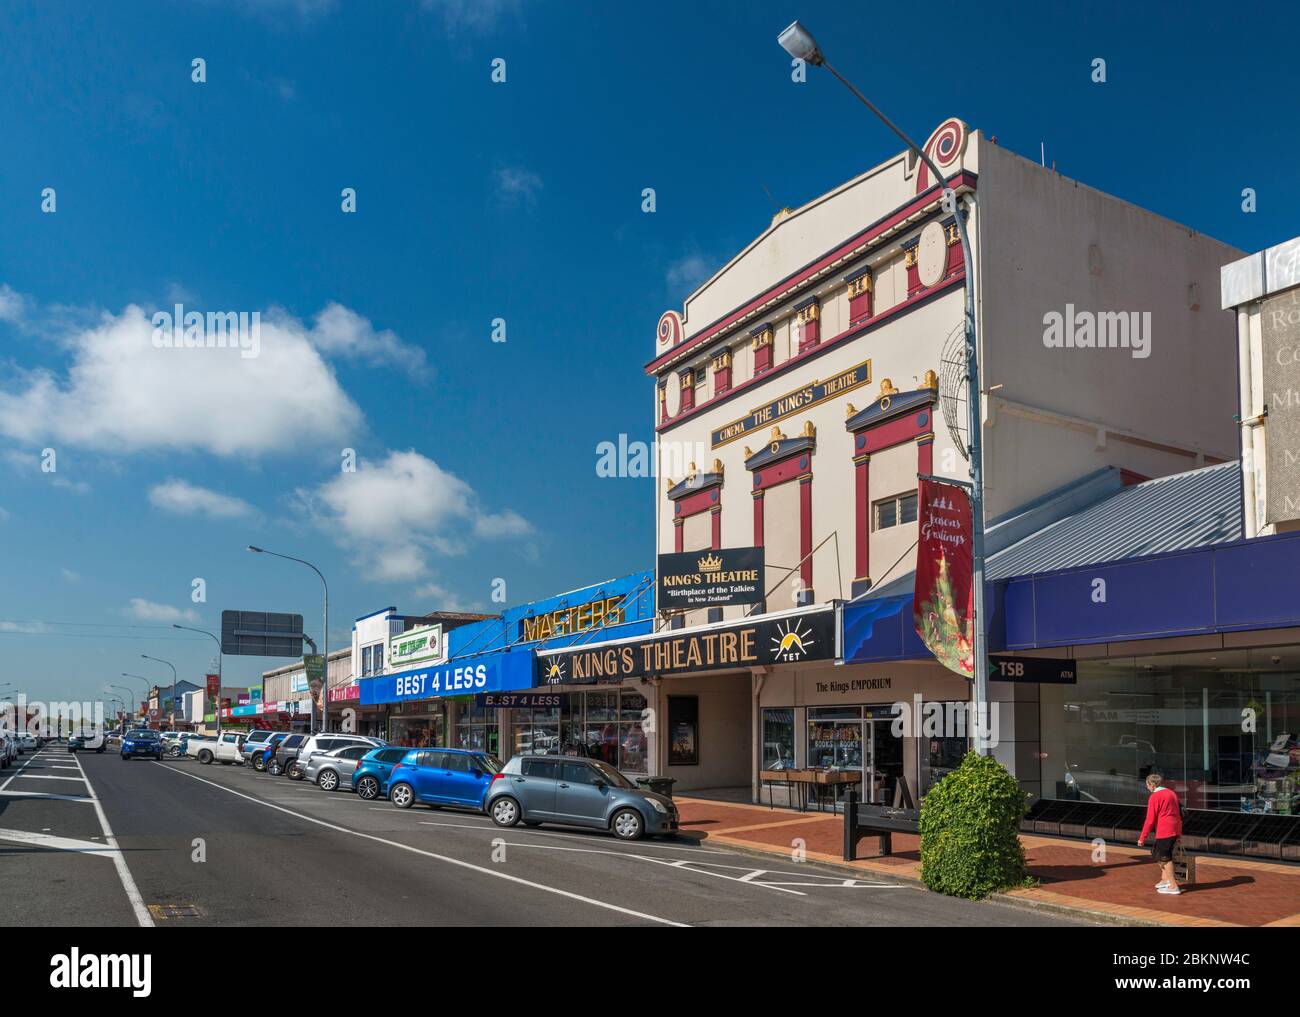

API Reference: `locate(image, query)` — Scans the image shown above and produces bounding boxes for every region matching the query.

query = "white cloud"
[0,301,365,457]
[303,302,428,372]
[422,0,521,33]
[666,252,716,293]
[149,479,255,519]
[495,166,543,208]
[302,449,531,582]
[0,284,24,324]
[125,598,198,623]
[60,568,80,583]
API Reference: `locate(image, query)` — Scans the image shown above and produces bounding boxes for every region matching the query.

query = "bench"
[843,791,920,861]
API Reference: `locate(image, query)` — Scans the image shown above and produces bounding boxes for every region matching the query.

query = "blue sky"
[0,0,1292,704]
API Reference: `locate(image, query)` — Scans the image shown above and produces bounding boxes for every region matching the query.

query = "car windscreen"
[131,731,160,741]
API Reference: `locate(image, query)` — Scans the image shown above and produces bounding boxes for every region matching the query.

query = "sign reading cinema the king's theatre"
[710,360,871,448]
[538,608,835,684]
[658,547,764,609]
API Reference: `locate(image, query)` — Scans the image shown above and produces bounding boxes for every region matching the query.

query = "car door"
[374,747,406,789]
[516,758,560,819]
[555,761,611,826]
[436,752,488,807]
[409,750,444,802]
[334,745,369,785]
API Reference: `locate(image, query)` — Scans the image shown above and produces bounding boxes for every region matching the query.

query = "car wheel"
[287,763,304,781]
[611,808,644,841]
[198,749,213,765]
[490,797,521,828]
[253,755,266,772]
[390,782,415,809]
[356,775,381,800]
[318,769,339,792]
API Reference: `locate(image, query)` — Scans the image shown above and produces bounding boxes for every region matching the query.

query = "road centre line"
[155,762,688,927]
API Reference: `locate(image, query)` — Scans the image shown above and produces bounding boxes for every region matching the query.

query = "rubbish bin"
[637,777,676,799]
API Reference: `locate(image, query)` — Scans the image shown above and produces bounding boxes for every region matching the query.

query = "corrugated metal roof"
[859,462,1242,600]
[985,461,1242,580]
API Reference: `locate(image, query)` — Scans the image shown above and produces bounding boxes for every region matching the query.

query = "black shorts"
[1152,836,1178,862]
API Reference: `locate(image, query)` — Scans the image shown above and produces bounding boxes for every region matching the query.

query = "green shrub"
[919,751,1029,900]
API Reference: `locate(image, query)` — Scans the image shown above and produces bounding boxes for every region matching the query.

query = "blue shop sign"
[360,651,533,707]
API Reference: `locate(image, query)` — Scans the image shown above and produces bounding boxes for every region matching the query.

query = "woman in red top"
[1136,772,1184,894]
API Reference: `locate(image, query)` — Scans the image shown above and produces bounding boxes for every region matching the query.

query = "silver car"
[303,744,373,792]
[485,755,679,840]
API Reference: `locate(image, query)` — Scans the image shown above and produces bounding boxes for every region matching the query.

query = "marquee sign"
[519,596,626,643]
[711,359,871,448]
[537,608,835,685]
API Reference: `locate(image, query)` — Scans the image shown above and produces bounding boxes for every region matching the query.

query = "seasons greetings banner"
[913,478,974,678]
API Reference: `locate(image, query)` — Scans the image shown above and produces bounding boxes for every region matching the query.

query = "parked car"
[192,730,245,765]
[121,729,164,761]
[239,729,277,765]
[388,748,503,811]
[0,732,16,767]
[303,744,374,791]
[289,734,386,781]
[67,734,85,752]
[252,732,289,771]
[178,733,214,758]
[351,746,413,801]
[16,732,38,753]
[270,733,310,776]
[485,755,678,841]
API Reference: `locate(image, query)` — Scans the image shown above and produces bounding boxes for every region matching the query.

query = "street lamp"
[109,684,135,730]
[141,654,178,731]
[173,623,223,738]
[777,20,991,753]
[247,545,330,734]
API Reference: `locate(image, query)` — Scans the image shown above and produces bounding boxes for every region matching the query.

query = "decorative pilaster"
[750,322,774,376]
[711,348,733,397]
[794,296,820,354]
[846,268,873,327]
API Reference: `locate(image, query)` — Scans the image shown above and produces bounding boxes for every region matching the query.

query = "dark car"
[270,733,309,776]
[121,729,163,761]
[486,755,677,840]
[252,732,289,772]
[350,746,412,800]
[388,748,503,811]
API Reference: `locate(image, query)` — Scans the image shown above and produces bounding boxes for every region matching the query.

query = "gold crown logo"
[697,552,723,574]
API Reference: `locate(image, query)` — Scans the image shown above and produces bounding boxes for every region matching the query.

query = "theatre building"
[623,118,1244,802]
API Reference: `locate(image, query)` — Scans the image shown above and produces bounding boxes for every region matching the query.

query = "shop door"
[865,713,906,806]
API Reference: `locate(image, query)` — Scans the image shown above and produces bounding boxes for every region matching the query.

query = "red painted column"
[710,506,721,549]
[798,473,813,595]
[916,433,934,478]
[674,518,683,553]
[752,490,765,546]
[853,451,870,585]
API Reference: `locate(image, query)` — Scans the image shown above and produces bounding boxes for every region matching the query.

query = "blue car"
[351,746,413,800]
[121,729,163,761]
[388,748,502,810]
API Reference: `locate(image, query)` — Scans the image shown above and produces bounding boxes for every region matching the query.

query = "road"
[0,744,1090,927]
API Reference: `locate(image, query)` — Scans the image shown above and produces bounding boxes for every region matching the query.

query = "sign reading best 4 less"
[388,623,444,669]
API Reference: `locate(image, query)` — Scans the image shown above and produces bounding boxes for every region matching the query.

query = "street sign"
[220,610,304,658]
[988,655,1077,684]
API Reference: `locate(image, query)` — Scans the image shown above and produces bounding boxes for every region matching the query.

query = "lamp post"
[120,673,152,726]
[173,624,223,738]
[777,20,990,753]
[247,546,330,734]
[109,684,135,731]
[141,654,178,731]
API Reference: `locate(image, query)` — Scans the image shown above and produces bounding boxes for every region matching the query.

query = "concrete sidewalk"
[673,796,1300,927]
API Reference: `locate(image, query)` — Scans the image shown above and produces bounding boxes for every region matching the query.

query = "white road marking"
[10,774,88,781]
[71,754,154,927]
[0,790,92,802]
[156,763,688,927]
[0,827,117,856]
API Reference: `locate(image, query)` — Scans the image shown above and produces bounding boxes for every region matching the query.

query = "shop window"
[762,708,795,769]
[808,706,864,770]
[454,700,499,755]
[873,491,918,531]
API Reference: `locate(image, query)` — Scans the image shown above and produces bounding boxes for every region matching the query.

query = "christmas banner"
[913,478,974,678]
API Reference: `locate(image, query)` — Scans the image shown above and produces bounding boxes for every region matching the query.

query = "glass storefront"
[452,700,500,755]
[389,708,446,749]
[806,705,905,805]
[761,708,795,769]
[511,689,649,774]
[1041,649,1300,813]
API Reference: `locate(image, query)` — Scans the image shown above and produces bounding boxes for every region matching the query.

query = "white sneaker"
[1155,881,1170,889]
[1157,885,1182,895]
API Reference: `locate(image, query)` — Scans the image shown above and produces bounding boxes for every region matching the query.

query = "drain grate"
[148,903,202,919]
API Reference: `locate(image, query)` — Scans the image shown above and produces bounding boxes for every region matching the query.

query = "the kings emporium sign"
[537,609,836,685]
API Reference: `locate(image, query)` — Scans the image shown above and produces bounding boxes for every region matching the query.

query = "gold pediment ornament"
[845,402,857,417]
[712,458,724,476]
[802,420,816,439]
[923,369,939,390]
